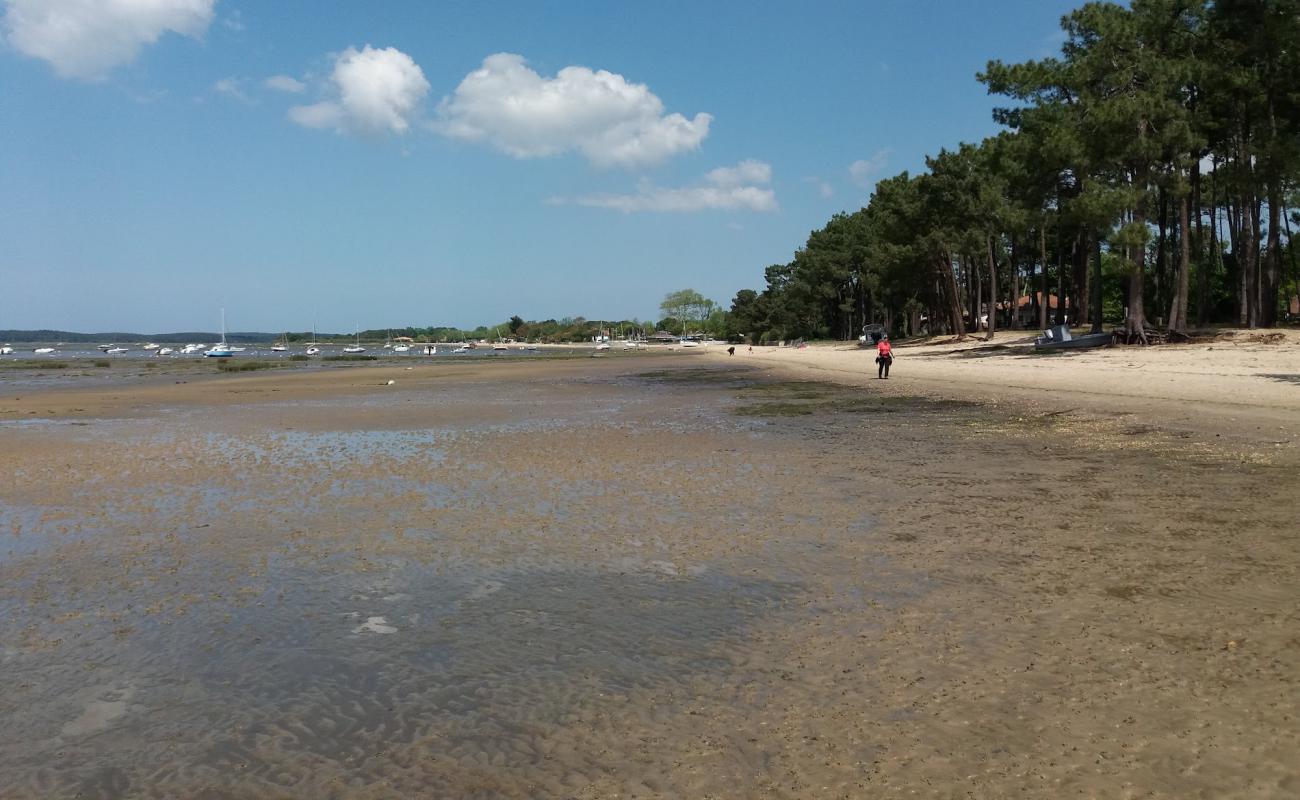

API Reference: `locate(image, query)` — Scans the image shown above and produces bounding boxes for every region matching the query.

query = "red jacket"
[877,341,892,357]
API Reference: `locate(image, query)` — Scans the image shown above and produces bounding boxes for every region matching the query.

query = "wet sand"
[2,355,1297,798]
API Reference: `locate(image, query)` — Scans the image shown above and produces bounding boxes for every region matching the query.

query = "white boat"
[342,325,365,353]
[205,309,235,358]
[97,344,113,352]
[421,344,437,355]
[180,343,205,354]
[0,344,14,355]
[142,342,159,350]
[304,323,321,355]
[452,345,470,354]
[157,347,174,356]
[392,336,413,353]
[34,347,57,354]
[106,347,129,354]
[270,334,288,352]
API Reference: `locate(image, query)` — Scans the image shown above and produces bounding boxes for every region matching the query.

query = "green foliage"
[730,0,1300,338]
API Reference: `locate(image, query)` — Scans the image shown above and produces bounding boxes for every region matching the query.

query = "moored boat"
[205,309,235,358]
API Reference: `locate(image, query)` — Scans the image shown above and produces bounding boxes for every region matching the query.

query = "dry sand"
[1,349,1297,798]
[715,329,1300,445]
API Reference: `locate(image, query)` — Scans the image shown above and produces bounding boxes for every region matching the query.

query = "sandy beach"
[711,330,1300,444]
[2,346,1297,797]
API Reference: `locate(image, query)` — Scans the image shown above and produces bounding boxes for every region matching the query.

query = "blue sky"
[1,0,1079,333]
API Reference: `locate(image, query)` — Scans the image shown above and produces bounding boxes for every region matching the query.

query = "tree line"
[729,0,1300,344]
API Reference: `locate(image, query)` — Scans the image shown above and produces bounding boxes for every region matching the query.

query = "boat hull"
[1034,332,1113,350]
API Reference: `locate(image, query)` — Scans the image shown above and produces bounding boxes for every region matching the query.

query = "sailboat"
[392,336,413,353]
[270,333,288,352]
[342,326,365,354]
[205,309,235,358]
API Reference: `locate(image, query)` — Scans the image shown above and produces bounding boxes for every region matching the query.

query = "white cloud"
[705,160,771,188]
[289,45,430,136]
[264,74,305,93]
[565,160,777,213]
[213,77,249,102]
[2,0,215,80]
[849,149,891,187]
[803,176,834,198]
[435,53,711,168]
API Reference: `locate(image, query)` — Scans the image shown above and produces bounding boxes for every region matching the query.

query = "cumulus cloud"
[849,149,891,187]
[264,74,304,93]
[2,0,215,80]
[289,45,430,136]
[435,53,711,168]
[564,159,777,213]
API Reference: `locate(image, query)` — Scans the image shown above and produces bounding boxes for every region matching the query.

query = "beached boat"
[156,347,174,356]
[0,345,13,355]
[1034,325,1112,351]
[270,334,288,352]
[180,343,204,354]
[33,347,57,354]
[142,342,159,350]
[205,309,235,358]
[106,347,129,354]
[421,344,437,355]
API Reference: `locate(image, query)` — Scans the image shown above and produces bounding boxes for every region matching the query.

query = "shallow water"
[0,364,913,798]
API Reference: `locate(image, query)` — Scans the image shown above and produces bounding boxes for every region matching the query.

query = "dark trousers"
[877,355,891,378]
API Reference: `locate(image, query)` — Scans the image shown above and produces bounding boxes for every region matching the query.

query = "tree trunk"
[986,236,998,341]
[1073,229,1090,327]
[1285,207,1299,322]
[1055,227,1067,326]
[1194,156,1207,325]
[938,253,966,338]
[1009,237,1021,330]
[1154,189,1169,326]
[1039,225,1049,331]
[1247,193,1262,327]
[1169,191,1191,336]
[1125,170,1150,341]
[1091,232,1104,334]
[1263,187,1282,327]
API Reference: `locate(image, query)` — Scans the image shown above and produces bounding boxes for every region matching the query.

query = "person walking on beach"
[876,334,893,379]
